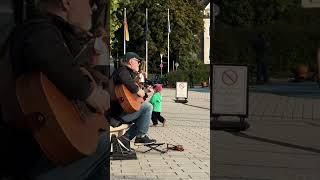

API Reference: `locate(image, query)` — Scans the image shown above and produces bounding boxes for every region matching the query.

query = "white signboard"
[212,65,248,116]
[176,82,188,98]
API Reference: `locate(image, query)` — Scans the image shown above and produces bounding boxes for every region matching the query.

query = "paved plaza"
[111,88,211,180]
[212,82,320,180]
[110,82,320,180]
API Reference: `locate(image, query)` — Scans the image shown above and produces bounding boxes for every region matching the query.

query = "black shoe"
[134,135,156,145]
[240,121,250,131]
[109,117,123,128]
[117,135,131,151]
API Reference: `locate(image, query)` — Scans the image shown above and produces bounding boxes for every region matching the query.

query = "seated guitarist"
[111,52,157,146]
[2,0,110,179]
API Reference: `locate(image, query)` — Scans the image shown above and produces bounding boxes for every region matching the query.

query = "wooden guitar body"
[114,84,144,113]
[15,72,108,165]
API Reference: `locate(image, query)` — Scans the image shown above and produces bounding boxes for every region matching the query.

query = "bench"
[110,124,130,137]
[110,124,138,160]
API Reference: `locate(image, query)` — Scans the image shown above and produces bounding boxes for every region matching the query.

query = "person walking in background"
[150,84,166,127]
[252,32,269,84]
[138,70,146,85]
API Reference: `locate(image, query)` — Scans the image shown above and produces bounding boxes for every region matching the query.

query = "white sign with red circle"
[212,65,248,115]
[222,69,238,86]
[176,82,188,98]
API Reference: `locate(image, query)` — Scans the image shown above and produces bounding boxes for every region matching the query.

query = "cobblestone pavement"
[111,88,210,180]
[212,91,320,180]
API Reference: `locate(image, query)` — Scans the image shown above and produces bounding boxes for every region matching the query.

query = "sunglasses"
[132,58,141,64]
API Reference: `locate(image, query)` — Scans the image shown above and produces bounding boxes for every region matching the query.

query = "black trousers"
[151,112,165,125]
[256,61,268,82]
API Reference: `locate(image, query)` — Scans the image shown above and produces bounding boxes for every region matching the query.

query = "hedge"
[213,22,320,78]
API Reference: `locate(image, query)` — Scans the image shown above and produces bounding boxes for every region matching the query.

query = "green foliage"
[167,53,209,86]
[180,53,209,81]
[214,22,320,78]
[167,65,209,87]
[214,1,320,78]
[213,23,255,64]
[167,70,189,87]
[193,64,210,83]
[110,0,122,49]
[179,53,204,75]
[217,0,299,27]
[111,0,204,72]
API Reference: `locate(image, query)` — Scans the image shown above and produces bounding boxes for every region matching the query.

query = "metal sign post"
[160,53,163,78]
[175,62,179,70]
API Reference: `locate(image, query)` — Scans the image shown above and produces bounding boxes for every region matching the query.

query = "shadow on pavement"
[182,103,210,110]
[229,132,320,154]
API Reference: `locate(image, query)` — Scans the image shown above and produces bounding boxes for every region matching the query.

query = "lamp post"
[175,62,179,71]
[155,3,170,74]
[160,53,163,78]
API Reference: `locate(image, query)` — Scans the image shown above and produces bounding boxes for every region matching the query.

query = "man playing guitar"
[111,52,157,147]
[1,0,110,179]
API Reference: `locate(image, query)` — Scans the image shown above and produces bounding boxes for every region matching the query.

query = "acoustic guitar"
[15,72,108,165]
[114,84,144,113]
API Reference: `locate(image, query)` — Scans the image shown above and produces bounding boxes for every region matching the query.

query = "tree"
[110,0,122,49]
[111,0,204,74]
[216,0,299,27]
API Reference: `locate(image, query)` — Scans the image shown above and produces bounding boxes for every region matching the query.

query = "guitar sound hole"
[36,113,46,126]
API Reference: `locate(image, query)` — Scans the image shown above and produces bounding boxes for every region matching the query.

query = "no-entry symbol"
[176,82,188,99]
[222,69,238,86]
[179,83,185,89]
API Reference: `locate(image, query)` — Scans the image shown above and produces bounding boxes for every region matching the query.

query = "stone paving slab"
[212,92,320,180]
[110,86,320,180]
[111,88,210,180]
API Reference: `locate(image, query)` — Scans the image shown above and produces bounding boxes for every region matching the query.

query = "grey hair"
[120,59,129,66]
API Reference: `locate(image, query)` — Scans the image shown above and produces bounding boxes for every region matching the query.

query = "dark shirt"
[3,13,95,175]
[112,66,139,93]
[10,13,94,100]
[110,65,139,117]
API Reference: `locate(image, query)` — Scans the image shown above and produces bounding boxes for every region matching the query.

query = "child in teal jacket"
[150,84,166,126]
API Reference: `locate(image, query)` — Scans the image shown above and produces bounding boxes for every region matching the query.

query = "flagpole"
[167,8,170,74]
[124,8,126,55]
[145,8,148,78]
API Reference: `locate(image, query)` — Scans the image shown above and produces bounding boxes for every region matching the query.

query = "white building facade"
[202,3,210,65]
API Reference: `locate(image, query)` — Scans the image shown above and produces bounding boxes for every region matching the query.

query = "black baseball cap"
[124,52,143,62]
